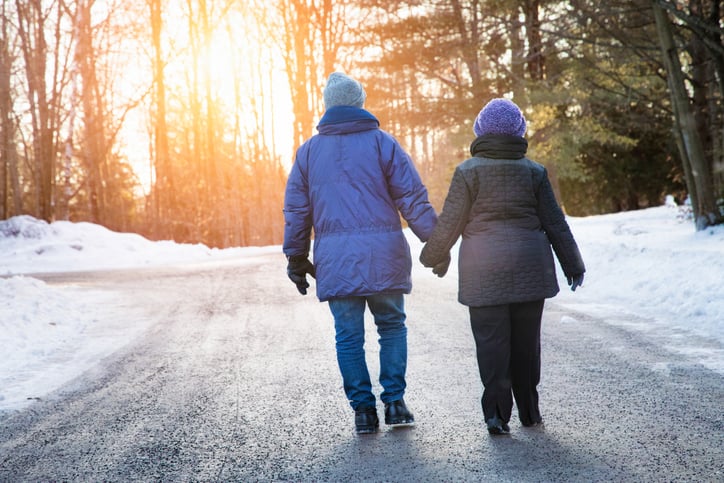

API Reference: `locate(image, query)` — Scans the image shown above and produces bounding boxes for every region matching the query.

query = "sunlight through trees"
[1,0,722,247]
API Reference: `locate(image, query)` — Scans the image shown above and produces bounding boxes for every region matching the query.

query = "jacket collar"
[470,134,528,159]
[317,106,379,134]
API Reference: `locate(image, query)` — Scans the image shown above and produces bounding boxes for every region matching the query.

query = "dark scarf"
[470,134,528,159]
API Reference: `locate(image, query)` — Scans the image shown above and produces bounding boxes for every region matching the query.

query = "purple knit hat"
[473,98,527,137]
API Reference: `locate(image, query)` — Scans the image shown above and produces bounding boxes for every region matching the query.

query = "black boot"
[521,418,544,428]
[486,415,511,435]
[355,407,379,434]
[384,399,415,425]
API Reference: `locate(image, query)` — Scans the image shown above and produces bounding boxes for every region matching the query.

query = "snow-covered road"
[1,253,721,481]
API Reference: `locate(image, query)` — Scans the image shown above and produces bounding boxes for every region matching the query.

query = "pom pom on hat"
[473,98,527,137]
[323,72,366,109]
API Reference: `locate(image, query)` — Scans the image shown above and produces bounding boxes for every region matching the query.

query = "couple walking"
[283,72,586,435]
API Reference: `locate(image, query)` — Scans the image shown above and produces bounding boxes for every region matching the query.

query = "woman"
[419,98,585,435]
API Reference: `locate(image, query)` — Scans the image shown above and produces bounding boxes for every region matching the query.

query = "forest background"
[1,0,723,248]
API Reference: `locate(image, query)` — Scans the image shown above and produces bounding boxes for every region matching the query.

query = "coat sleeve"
[282,146,313,259]
[535,168,586,277]
[419,168,471,267]
[383,139,438,241]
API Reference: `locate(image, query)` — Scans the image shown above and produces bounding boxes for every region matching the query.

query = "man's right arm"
[282,148,313,258]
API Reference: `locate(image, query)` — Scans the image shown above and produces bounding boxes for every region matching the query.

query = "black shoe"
[355,407,379,434]
[521,418,544,428]
[384,399,415,425]
[486,416,511,435]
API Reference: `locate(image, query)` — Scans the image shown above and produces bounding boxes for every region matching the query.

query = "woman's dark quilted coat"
[420,134,585,307]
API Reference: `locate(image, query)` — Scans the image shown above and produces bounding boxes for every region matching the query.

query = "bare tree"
[74,0,104,222]
[149,0,173,237]
[0,2,22,217]
[58,1,79,221]
[15,0,64,221]
[259,0,348,151]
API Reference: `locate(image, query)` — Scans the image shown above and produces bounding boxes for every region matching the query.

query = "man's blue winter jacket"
[283,106,437,301]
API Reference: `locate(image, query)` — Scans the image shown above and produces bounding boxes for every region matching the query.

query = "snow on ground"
[1,204,723,412]
[550,204,724,376]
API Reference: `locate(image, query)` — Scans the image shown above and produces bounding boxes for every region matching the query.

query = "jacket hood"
[317,106,379,135]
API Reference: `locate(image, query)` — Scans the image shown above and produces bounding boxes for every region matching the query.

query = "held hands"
[287,256,316,295]
[567,273,584,292]
[432,253,451,278]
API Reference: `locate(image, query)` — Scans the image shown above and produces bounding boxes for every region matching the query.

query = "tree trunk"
[199,0,220,239]
[523,0,545,81]
[451,0,484,98]
[16,0,55,221]
[0,5,12,218]
[76,0,105,224]
[150,0,172,238]
[277,0,342,151]
[510,7,526,105]
[284,0,315,149]
[653,1,720,229]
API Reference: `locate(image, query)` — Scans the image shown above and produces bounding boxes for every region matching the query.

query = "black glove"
[287,256,316,295]
[432,253,451,278]
[566,273,584,292]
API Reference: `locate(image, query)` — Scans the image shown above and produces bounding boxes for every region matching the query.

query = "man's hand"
[287,256,316,295]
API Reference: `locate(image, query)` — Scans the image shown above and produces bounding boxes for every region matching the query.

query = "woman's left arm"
[535,169,586,277]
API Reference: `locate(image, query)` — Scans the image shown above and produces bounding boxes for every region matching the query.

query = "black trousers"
[469,299,545,426]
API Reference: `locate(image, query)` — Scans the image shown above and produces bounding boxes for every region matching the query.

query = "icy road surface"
[1,252,722,481]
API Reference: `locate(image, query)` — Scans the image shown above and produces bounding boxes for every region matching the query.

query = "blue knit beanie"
[473,98,527,137]
[323,72,366,109]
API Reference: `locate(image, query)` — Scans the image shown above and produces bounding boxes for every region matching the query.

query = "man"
[283,72,441,434]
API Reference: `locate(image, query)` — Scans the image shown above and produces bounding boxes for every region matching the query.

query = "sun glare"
[198,30,240,104]
[186,17,293,162]
[120,5,294,194]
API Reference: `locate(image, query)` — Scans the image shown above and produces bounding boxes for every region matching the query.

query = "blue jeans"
[328,294,408,410]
